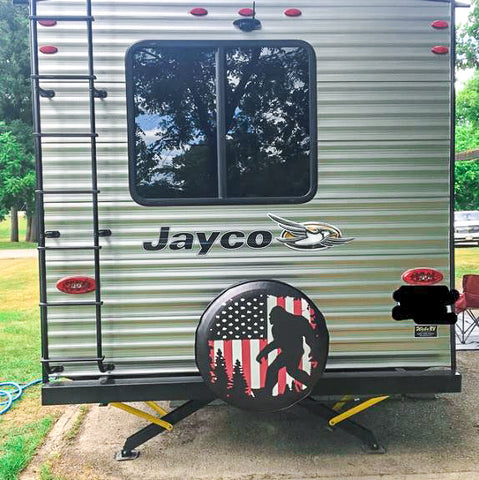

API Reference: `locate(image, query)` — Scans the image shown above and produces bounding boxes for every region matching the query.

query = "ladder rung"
[40,301,103,307]
[34,133,98,138]
[32,74,96,80]
[31,15,94,22]
[42,357,104,364]
[38,246,101,251]
[37,189,100,195]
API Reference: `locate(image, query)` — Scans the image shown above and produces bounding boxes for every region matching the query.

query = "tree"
[0,1,31,133]
[229,359,249,398]
[457,0,479,70]
[0,1,35,241]
[455,72,479,152]
[212,349,230,394]
[455,160,479,210]
[0,130,35,241]
[456,122,479,153]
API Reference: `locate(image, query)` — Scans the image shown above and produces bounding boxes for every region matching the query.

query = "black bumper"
[42,369,461,406]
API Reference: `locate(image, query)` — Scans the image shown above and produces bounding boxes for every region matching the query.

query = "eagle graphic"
[268,214,354,251]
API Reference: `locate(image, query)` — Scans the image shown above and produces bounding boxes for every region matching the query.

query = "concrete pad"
[26,352,479,480]
[456,310,479,350]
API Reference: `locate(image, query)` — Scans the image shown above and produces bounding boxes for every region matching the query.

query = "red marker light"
[39,45,58,54]
[284,8,302,17]
[402,268,444,286]
[238,7,254,16]
[431,20,449,29]
[190,7,208,16]
[431,45,449,55]
[56,276,96,294]
[38,20,57,27]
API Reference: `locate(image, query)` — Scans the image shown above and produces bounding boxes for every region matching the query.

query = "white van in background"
[455,211,479,246]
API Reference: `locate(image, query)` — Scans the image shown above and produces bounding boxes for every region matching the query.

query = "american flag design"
[207,294,320,399]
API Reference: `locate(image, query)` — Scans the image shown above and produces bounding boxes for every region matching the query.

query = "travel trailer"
[21,0,462,458]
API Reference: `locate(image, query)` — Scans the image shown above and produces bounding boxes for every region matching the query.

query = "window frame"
[125,39,318,207]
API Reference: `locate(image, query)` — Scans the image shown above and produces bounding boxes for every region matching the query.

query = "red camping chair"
[455,274,479,344]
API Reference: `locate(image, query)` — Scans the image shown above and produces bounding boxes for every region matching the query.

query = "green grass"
[0,257,56,480]
[0,258,39,381]
[63,406,89,443]
[0,417,54,480]
[455,247,479,288]
[39,460,65,480]
[0,215,35,250]
[0,309,41,382]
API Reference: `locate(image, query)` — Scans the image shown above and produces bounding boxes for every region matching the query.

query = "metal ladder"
[29,0,114,380]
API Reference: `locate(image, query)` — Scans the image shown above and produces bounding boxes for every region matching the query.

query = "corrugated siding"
[36,0,453,377]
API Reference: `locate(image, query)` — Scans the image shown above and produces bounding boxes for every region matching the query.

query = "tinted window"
[127,41,316,205]
[226,47,311,198]
[130,47,217,199]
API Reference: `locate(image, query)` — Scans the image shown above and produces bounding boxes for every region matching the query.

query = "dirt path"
[22,352,479,480]
[0,249,36,259]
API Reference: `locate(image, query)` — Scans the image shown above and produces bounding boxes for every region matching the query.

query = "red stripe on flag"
[223,340,233,380]
[307,302,319,369]
[241,340,251,394]
[208,340,215,381]
[276,296,286,395]
[293,298,302,315]
[294,298,304,391]
[259,338,268,388]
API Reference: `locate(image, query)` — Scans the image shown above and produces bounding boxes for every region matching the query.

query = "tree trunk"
[31,215,38,243]
[26,214,31,242]
[26,214,38,243]
[10,207,19,242]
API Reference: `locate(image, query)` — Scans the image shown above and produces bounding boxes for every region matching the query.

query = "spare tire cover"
[195,280,329,412]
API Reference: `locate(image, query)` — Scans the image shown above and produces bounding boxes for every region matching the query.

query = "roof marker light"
[38,19,57,27]
[239,7,254,16]
[190,7,208,16]
[284,8,302,17]
[56,276,96,294]
[431,45,449,55]
[431,20,449,29]
[39,45,58,54]
[402,268,443,286]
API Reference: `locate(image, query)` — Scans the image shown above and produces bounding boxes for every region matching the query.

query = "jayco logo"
[143,227,273,256]
[143,214,353,256]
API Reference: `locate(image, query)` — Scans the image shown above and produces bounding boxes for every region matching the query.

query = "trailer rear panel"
[34,0,454,382]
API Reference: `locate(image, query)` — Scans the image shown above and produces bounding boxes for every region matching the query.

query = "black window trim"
[125,39,318,207]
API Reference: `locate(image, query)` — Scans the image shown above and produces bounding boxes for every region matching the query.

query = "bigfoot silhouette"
[255,305,317,396]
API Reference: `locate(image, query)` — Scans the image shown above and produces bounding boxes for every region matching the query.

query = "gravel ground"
[22,351,479,480]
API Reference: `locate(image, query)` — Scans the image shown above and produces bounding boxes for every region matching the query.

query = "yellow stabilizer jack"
[145,401,168,417]
[110,402,173,431]
[332,394,354,412]
[329,395,389,427]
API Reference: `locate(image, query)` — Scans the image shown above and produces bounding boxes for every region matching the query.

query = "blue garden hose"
[0,379,42,415]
